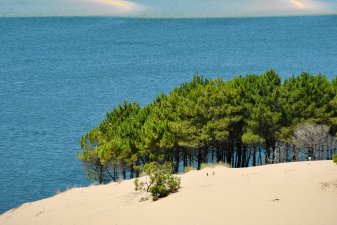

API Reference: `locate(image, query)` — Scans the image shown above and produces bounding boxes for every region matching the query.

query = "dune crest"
[1,161,337,225]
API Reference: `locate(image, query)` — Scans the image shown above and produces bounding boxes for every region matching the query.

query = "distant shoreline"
[1,13,337,20]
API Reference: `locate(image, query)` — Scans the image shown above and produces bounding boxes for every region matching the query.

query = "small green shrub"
[333,154,337,165]
[149,170,180,201]
[134,178,145,191]
[134,162,180,201]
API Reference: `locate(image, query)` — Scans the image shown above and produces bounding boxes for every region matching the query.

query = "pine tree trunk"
[197,150,202,170]
[253,146,257,167]
[174,149,179,173]
[99,165,103,184]
[265,142,270,164]
[122,167,126,180]
[130,164,134,179]
[259,146,262,165]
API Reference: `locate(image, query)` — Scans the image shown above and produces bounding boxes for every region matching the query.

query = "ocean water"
[0,15,337,214]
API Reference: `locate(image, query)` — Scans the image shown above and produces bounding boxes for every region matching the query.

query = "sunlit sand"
[1,161,336,225]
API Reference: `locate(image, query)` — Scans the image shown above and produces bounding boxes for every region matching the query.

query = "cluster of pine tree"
[78,70,337,183]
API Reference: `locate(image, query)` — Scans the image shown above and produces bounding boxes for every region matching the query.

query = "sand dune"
[1,161,337,225]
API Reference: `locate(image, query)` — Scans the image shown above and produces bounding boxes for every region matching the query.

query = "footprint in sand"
[320,179,337,190]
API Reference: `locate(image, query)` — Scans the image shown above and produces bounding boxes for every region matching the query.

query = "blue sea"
[1,15,337,214]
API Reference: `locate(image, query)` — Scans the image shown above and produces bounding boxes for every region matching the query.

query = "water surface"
[1,15,337,213]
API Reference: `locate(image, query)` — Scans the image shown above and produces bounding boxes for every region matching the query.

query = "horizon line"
[1,12,337,19]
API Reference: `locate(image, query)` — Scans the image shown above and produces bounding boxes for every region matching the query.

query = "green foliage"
[242,130,262,145]
[135,162,181,201]
[281,73,333,124]
[134,178,145,191]
[78,70,337,183]
[134,162,180,201]
[78,128,110,184]
[333,154,337,165]
[146,162,180,200]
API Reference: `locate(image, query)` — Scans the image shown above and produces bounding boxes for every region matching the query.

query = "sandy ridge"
[1,160,337,225]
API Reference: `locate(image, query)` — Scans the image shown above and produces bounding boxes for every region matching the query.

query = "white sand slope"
[1,161,337,225]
